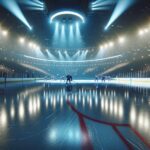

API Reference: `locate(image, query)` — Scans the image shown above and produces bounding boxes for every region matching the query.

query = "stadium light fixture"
[50,11,85,23]
[2,30,8,37]
[28,42,33,48]
[118,36,125,44]
[138,28,149,36]
[109,41,114,47]
[138,29,144,36]
[19,37,25,44]
[104,43,108,49]
[18,0,45,11]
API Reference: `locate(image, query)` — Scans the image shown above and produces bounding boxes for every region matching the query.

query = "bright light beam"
[75,22,84,48]
[25,1,43,7]
[64,51,71,60]
[26,7,44,11]
[60,24,66,48]
[92,0,105,5]
[0,0,32,30]
[92,0,116,8]
[52,22,60,47]
[105,0,135,30]
[92,7,110,11]
[69,25,74,47]
[58,51,65,60]
[18,0,44,11]
[32,0,44,5]
[46,49,56,60]
[18,0,44,7]
[72,51,80,60]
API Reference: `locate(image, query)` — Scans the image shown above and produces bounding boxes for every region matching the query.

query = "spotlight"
[0,0,32,30]
[109,41,114,47]
[19,0,45,11]
[91,0,115,12]
[91,7,110,11]
[29,26,33,31]
[28,42,33,48]
[2,30,8,37]
[33,0,44,5]
[32,43,37,49]
[19,37,25,44]
[118,36,125,44]
[105,0,135,30]
[138,29,144,36]
[138,28,149,36]
[104,43,108,49]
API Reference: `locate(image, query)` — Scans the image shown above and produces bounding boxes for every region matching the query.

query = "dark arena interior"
[0,0,150,150]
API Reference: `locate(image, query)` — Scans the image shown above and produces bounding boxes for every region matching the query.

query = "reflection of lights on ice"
[68,129,80,141]
[53,97,56,110]
[130,104,150,132]
[19,101,25,121]
[10,104,15,119]
[87,95,89,103]
[110,99,113,114]
[37,98,40,110]
[101,98,104,111]
[68,130,73,139]
[95,95,98,107]
[50,129,57,141]
[33,99,37,112]
[72,94,74,100]
[28,96,41,117]
[82,96,85,107]
[129,102,150,133]
[100,91,102,97]
[113,91,116,97]
[79,91,81,101]
[75,94,77,106]
[46,98,49,108]
[100,97,124,119]
[50,95,53,105]
[75,130,80,140]
[29,99,33,115]
[144,113,149,130]
[138,112,144,129]
[89,97,92,109]
[0,108,7,127]
[118,101,123,119]
[60,96,63,108]
[104,90,107,96]
[105,99,109,113]
[114,101,118,115]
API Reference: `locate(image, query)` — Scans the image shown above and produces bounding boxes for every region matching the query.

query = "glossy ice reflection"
[0,83,149,149]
